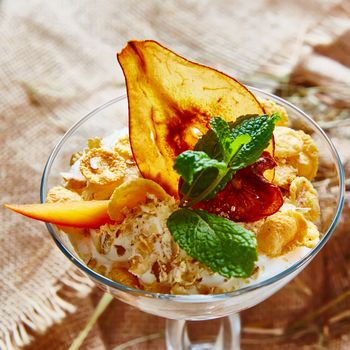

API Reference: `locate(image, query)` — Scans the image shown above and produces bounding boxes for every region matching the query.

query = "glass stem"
[165,314,241,350]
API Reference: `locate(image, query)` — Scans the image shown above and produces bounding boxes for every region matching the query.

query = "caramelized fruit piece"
[195,152,283,222]
[108,178,169,221]
[5,201,111,228]
[118,40,264,196]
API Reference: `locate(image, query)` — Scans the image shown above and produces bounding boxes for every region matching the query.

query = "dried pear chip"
[117,40,264,196]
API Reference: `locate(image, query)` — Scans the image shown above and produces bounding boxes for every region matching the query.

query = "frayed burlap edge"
[0,269,94,350]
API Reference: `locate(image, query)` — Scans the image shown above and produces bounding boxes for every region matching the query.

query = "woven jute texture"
[1,0,349,349]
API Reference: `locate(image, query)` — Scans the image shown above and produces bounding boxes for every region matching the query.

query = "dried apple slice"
[108,178,169,221]
[195,152,283,222]
[117,40,265,196]
[4,201,111,228]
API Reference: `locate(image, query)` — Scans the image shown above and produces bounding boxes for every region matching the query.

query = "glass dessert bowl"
[40,88,344,349]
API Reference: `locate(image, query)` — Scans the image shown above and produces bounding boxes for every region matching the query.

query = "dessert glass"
[40,88,345,349]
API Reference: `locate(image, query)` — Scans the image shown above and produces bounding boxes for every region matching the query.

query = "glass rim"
[40,87,345,302]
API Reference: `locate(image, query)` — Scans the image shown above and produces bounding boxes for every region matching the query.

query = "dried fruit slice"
[4,201,111,228]
[117,40,264,196]
[195,152,283,222]
[108,178,169,221]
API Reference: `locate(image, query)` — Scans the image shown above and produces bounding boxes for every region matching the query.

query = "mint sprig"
[230,113,279,171]
[174,151,226,185]
[167,209,258,278]
[175,133,251,206]
[167,113,279,279]
[176,114,279,206]
[210,117,251,163]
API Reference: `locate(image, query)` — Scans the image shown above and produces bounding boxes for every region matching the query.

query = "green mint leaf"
[230,113,279,171]
[167,209,257,278]
[210,117,251,163]
[209,117,233,162]
[195,129,249,200]
[176,114,278,207]
[181,167,219,199]
[203,113,278,199]
[194,115,259,160]
[177,135,250,205]
[194,128,222,159]
[174,150,226,185]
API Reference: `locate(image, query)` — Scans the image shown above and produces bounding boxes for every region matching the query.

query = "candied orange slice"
[117,40,264,196]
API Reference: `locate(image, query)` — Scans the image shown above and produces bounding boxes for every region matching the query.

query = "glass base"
[166,314,241,350]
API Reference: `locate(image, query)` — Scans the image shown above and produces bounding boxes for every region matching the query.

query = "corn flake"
[87,137,102,149]
[274,126,303,158]
[81,182,118,200]
[289,131,318,180]
[273,162,298,189]
[64,178,87,194]
[69,151,83,166]
[302,220,320,248]
[259,99,289,126]
[289,176,320,222]
[46,186,81,203]
[80,148,127,185]
[257,210,308,256]
[114,135,133,160]
[274,128,318,184]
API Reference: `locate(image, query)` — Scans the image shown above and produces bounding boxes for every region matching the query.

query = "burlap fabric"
[1,0,349,349]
